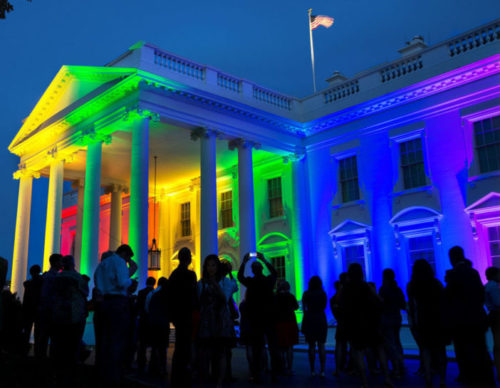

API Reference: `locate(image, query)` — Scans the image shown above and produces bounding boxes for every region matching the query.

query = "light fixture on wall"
[148,155,161,271]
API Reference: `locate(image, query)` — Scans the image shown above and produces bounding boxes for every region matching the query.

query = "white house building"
[8,19,500,301]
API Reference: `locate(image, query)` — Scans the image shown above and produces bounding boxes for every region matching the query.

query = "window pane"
[339,156,360,203]
[344,245,366,278]
[181,202,191,237]
[400,137,426,189]
[220,191,233,228]
[474,115,500,173]
[268,178,283,218]
[408,236,436,273]
[488,226,500,269]
[271,256,286,281]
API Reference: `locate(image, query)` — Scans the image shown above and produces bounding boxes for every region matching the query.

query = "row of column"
[194,129,258,264]
[11,119,260,295]
[11,120,150,294]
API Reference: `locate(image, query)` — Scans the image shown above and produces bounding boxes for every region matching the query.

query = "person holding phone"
[237,252,281,383]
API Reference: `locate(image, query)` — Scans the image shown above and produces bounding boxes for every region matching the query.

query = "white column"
[109,184,123,251]
[129,118,149,286]
[74,180,84,271]
[80,141,102,278]
[43,159,64,271]
[230,139,256,259]
[11,172,36,296]
[193,128,218,263]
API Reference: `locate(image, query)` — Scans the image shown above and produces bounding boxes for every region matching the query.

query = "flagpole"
[308,8,317,93]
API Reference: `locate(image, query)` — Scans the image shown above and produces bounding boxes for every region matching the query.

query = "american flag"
[310,14,334,30]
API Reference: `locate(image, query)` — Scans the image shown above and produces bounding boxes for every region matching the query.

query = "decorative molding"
[78,127,112,146]
[190,126,219,141]
[227,137,261,151]
[305,55,500,135]
[13,165,40,180]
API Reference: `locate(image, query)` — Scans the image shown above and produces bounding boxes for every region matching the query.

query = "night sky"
[1,0,499,276]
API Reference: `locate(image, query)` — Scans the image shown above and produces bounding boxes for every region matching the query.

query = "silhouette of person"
[168,247,197,388]
[445,246,494,385]
[330,273,350,376]
[197,255,236,387]
[51,255,89,385]
[301,275,328,378]
[21,264,42,355]
[37,253,62,360]
[407,259,447,386]
[147,276,170,377]
[93,244,137,383]
[238,252,280,383]
[136,276,156,374]
[485,266,500,382]
[0,256,7,338]
[379,268,406,378]
[220,259,239,383]
[274,279,299,375]
[92,250,113,376]
[340,263,392,388]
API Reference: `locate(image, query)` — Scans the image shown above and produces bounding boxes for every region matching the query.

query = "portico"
[7,62,301,296]
[8,20,500,301]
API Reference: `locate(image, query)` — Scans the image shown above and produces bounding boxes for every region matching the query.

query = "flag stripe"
[310,14,334,30]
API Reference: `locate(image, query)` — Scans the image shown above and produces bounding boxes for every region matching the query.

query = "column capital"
[104,183,129,195]
[123,105,159,122]
[71,178,85,190]
[190,126,220,141]
[282,146,306,164]
[79,127,112,146]
[228,138,261,151]
[13,164,40,180]
[45,146,76,164]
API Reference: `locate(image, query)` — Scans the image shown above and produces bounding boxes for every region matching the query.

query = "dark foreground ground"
[1,345,497,388]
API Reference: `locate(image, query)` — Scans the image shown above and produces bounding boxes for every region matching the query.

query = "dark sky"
[1,0,499,275]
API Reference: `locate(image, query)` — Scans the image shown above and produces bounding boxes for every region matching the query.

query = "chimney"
[398,36,427,57]
[326,71,348,86]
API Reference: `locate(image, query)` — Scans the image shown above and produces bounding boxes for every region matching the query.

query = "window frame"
[220,190,234,229]
[462,107,500,181]
[267,177,284,219]
[180,201,191,237]
[390,128,431,194]
[338,155,361,203]
[473,114,500,174]
[406,234,437,274]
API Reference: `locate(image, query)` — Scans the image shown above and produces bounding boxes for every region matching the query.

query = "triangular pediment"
[390,206,441,225]
[329,219,371,236]
[9,65,136,151]
[465,192,500,213]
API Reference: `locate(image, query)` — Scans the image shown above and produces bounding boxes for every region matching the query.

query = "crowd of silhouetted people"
[0,244,499,388]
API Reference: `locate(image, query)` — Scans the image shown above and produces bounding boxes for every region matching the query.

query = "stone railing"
[449,21,500,57]
[217,73,241,93]
[253,86,292,110]
[150,46,295,112]
[144,19,498,115]
[380,55,423,83]
[153,50,205,80]
[319,19,499,106]
[324,80,360,103]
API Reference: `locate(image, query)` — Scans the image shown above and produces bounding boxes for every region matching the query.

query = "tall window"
[267,177,283,218]
[474,115,500,173]
[220,191,233,229]
[488,226,500,268]
[344,245,366,278]
[180,202,191,237]
[339,156,360,203]
[271,256,286,282]
[408,235,436,272]
[400,137,426,189]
